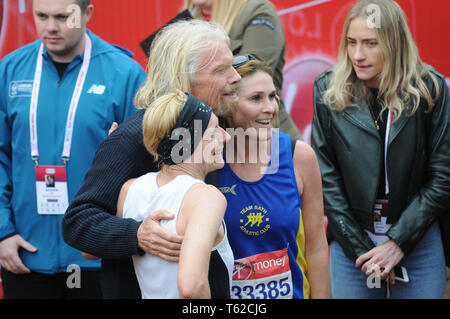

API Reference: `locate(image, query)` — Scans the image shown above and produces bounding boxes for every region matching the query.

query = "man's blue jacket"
[0,30,146,273]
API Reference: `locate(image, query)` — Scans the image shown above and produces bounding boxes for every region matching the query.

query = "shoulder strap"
[290,137,297,158]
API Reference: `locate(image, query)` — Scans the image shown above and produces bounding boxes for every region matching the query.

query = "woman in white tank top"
[115,91,234,299]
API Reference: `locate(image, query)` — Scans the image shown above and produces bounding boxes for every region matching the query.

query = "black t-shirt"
[52,60,70,78]
[367,88,389,200]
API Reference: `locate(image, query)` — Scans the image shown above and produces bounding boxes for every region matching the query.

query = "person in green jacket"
[183,0,302,142]
[311,0,449,298]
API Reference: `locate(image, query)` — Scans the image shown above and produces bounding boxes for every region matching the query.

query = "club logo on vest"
[239,204,271,236]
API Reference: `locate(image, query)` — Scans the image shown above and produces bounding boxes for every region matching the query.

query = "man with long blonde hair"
[311,0,449,298]
[62,19,240,298]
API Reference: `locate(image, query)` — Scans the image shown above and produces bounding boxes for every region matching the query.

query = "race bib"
[35,166,69,215]
[231,248,293,299]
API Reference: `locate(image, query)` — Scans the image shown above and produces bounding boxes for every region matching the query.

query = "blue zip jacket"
[0,30,146,274]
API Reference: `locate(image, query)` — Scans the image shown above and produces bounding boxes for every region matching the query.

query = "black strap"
[205,170,219,187]
[290,137,297,158]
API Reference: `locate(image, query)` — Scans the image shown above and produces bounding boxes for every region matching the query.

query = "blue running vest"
[217,131,309,299]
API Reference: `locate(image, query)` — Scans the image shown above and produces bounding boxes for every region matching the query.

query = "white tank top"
[122,173,234,299]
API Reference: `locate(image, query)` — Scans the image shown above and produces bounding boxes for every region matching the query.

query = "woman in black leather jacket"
[311,0,449,298]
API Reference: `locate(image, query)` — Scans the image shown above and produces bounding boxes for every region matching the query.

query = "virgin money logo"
[233,259,252,280]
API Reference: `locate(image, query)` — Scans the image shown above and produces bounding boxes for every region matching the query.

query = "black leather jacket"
[311,68,450,262]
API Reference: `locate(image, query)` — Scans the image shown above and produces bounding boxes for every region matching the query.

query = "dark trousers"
[1,267,102,299]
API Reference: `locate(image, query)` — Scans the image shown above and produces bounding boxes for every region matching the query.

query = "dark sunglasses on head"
[232,54,262,69]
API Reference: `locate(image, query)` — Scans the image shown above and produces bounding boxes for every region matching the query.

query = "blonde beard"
[215,83,240,119]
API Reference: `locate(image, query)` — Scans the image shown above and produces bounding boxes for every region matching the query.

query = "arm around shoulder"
[62,125,149,259]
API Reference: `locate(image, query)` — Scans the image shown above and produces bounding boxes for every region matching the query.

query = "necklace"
[367,94,380,130]
[369,104,380,130]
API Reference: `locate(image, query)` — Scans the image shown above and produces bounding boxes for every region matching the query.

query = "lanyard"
[384,107,393,195]
[29,33,92,166]
[363,83,393,196]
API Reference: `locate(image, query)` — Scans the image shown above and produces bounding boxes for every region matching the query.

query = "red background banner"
[0,0,449,298]
[1,0,449,141]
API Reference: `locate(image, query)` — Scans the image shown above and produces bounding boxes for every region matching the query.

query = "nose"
[353,44,365,62]
[45,18,59,33]
[229,66,241,85]
[263,96,278,115]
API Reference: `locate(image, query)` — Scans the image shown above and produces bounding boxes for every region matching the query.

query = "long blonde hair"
[142,90,186,161]
[323,0,439,121]
[134,19,229,109]
[183,0,248,33]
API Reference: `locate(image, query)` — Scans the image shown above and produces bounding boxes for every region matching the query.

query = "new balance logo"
[87,84,106,94]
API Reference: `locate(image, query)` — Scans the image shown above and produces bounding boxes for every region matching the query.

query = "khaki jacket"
[229,0,285,92]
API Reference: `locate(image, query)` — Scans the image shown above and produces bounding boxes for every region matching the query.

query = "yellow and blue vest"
[218,131,309,299]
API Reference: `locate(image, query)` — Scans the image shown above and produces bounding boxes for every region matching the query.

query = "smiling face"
[232,70,278,141]
[33,0,93,63]
[190,40,241,115]
[346,16,384,88]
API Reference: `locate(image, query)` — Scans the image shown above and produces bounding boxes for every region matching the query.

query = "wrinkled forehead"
[198,40,233,72]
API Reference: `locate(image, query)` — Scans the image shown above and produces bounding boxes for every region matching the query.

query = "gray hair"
[134,19,230,109]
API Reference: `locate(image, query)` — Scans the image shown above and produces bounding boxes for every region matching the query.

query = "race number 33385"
[231,248,293,299]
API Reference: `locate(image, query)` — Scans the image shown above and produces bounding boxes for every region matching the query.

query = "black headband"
[157,93,212,165]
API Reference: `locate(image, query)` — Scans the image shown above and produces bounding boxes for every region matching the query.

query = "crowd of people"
[0,0,448,299]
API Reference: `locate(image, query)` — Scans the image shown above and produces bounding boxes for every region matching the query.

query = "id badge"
[365,199,392,246]
[35,165,69,215]
[231,248,293,299]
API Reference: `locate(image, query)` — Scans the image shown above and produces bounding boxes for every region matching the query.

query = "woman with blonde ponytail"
[117,91,233,299]
[311,0,449,298]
